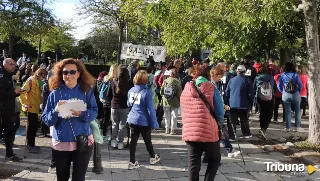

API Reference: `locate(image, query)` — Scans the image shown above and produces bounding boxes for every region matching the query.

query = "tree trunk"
[117,24,124,65]
[8,34,14,58]
[303,0,320,145]
[279,47,290,66]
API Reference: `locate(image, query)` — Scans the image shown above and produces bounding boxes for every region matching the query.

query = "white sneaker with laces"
[150,154,161,165]
[118,143,124,150]
[128,161,140,170]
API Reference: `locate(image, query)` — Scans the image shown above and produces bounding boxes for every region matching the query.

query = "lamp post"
[37,0,44,64]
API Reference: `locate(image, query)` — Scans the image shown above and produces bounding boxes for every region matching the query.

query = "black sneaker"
[5,154,23,162]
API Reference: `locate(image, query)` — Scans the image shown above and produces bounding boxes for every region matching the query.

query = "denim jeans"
[282,92,301,129]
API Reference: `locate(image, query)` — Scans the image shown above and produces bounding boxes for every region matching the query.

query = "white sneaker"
[111,140,118,148]
[118,142,124,150]
[48,166,56,173]
[150,154,161,165]
[294,127,303,132]
[128,161,140,170]
[284,128,292,132]
[228,150,241,158]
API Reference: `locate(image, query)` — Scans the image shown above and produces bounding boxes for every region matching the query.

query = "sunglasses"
[62,70,77,75]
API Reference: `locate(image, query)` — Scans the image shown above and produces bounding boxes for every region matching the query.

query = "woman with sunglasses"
[41,58,98,181]
[19,68,48,154]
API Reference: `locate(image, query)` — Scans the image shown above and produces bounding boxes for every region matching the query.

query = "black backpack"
[284,73,297,94]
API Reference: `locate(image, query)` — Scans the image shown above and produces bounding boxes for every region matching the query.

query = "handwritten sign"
[120,43,167,62]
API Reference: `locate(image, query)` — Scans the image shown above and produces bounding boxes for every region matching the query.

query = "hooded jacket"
[127,85,158,129]
[180,78,219,143]
[41,84,98,142]
[19,76,42,114]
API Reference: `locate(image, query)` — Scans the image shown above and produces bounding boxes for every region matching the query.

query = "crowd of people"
[0,53,309,180]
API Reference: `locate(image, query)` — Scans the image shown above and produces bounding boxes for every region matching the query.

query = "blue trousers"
[282,92,301,129]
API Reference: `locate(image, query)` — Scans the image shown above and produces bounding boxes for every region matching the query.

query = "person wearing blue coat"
[127,70,160,170]
[277,62,302,132]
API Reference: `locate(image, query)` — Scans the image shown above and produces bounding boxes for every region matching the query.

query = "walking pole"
[24,107,28,159]
[227,111,246,165]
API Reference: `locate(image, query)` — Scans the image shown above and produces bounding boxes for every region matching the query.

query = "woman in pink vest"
[299,67,308,118]
[180,64,221,181]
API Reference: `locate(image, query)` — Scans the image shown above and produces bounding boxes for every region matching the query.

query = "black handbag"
[192,83,229,141]
[68,120,89,154]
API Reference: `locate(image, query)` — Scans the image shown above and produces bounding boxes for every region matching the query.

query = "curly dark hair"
[49,58,95,93]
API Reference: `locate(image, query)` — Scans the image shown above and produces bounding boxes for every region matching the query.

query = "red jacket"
[299,74,308,97]
[253,62,261,73]
[274,74,282,97]
[180,82,219,142]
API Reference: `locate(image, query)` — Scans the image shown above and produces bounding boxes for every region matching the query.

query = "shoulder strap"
[59,87,77,141]
[191,83,222,129]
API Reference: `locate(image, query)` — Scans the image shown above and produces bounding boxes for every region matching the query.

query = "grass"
[295,140,320,152]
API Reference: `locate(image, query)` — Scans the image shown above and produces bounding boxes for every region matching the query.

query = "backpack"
[257,76,273,101]
[284,73,297,94]
[163,83,175,100]
[99,81,111,103]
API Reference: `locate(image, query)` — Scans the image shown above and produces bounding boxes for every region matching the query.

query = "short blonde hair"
[133,70,148,85]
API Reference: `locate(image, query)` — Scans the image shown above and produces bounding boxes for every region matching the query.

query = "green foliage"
[132,0,306,60]
[0,0,54,50]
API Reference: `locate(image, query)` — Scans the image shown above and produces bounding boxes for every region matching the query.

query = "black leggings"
[129,124,155,163]
[53,146,93,181]
[27,112,38,147]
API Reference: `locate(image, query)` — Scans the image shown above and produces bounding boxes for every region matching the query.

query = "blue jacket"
[277,72,302,94]
[41,84,98,142]
[127,85,159,129]
[212,82,225,124]
[225,75,254,109]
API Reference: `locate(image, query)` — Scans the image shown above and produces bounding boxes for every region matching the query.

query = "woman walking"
[254,64,275,140]
[107,66,132,149]
[180,64,221,181]
[42,58,98,181]
[127,70,161,170]
[277,62,302,132]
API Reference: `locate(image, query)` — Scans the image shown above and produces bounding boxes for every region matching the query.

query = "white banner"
[120,43,167,62]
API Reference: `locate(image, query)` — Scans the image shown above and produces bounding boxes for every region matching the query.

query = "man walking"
[0,58,24,162]
[225,65,254,139]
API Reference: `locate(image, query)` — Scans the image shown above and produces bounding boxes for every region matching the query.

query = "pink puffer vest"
[180,82,219,142]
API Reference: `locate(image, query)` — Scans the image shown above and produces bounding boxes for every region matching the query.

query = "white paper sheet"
[57,100,87,118]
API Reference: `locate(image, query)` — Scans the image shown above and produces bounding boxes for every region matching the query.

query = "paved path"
[0,114,319,181]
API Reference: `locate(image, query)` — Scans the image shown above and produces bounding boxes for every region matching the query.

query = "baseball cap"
[236,65,246,72]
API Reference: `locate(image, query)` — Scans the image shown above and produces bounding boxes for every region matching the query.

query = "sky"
[48,0,94,40]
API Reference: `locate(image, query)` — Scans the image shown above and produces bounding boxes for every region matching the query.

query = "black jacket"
[41,79,50,112]
[0,68,17,117]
